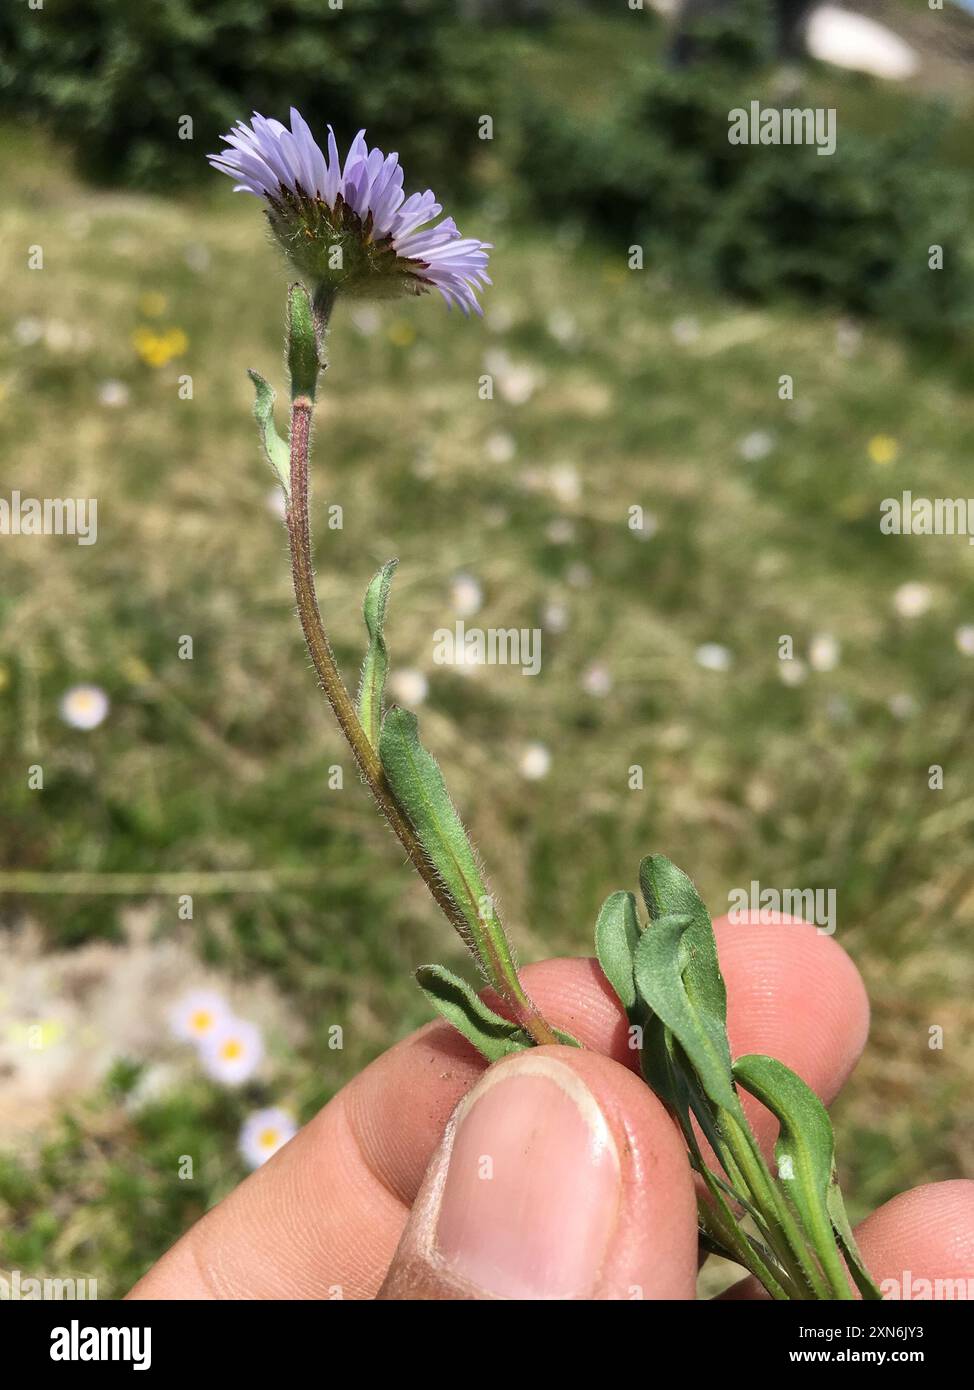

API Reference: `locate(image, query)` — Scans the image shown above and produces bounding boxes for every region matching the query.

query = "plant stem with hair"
[283,337,557,1047]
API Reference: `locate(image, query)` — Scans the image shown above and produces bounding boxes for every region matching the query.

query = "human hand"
[128,918,973,1300]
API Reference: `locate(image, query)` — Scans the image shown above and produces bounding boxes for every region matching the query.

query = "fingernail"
[434,1054,621,1299]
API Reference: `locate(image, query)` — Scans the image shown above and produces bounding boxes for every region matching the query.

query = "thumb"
[378,1046,698,1300]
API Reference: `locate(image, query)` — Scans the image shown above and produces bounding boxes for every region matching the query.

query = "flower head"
[199,1017,264,1087]
[868,434,898,467]
[59,684,109,730]
[955,624,974,657]
[695,643,733,673]
[239,1107,298,1169]
[168,989,232,1045]
[893,581,932,619]
[518,741,551,781]
[809,632,841,672]
[208,109,491,314]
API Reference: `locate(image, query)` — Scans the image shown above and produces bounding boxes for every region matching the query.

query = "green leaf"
[632,911,737,1111]
[827,1179,884,1300]
[733,1054,862,1299]
[416,965,533,1062]
[634,854,736,1110]
[638,855,729,1033]
[639,853,712,932]
[247,369,290,497]
[356,560,398,747]
[733,1055,834,1213]
[594,890,641,1015]
[378,707,523,1001]
[287,282,320,400]
[416,966,581,1060]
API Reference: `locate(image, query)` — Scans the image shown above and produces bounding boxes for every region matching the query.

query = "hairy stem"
[284,390,557,1048]
[719,1107,832,1299]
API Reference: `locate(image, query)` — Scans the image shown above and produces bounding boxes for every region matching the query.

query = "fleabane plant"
[209,108,491,314]
[211,109,880,1302]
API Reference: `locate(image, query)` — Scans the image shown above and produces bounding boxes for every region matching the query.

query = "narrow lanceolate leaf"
[594,890,641,1016]
[247,369,290,497]
[287,282,320,400]
[827,1178,884,1300]
[416,965,533,1062]
[378,706,522,1001]
[632,911,738,1111]
[356,560,398,747]
[733,1053,868,1300]
[416,966,581,1059]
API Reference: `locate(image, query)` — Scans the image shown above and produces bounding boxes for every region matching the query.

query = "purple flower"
[208,109,491,315]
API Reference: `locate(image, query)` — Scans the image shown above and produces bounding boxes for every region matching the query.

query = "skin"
[128,916,974,1300]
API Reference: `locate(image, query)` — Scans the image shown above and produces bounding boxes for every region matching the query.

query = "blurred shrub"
[3,0,972,338]
[514,6,974,342]
[0,0,499,194]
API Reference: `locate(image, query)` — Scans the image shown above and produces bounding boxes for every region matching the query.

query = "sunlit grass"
[1,126,972,1293]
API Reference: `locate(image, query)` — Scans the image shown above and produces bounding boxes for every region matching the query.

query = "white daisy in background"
[670,316,700,346]
[199,1017,264,1087]
[484,350,537,403]
[695,643,733,672]
[168,989,232,1045]
[350,305,381,336]
[954,625,974,657]
[388,668,428,707]
[549,463,581,506]
[738,430,775,462]
[485,430,516,464]
[450,572,483,618]
[59,684,110,731]
[893,582,932,619]
[779,658,808,687]
[266,487,287,519]
[97,379,130,409]
[547,310,577,345]
[582,663,613,698]
[13,317,44,346]
[239,1107,298,1169]
[542,600,570,633]
[546,518,576,545]
[518,741,552,781]
[566,562,592,588]
[44,320,74,353]
[888,692,918,721]
[209,109,491,314]
[809,633,841,672]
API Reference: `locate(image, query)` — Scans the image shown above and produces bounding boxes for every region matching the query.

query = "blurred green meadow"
[2,4,974,1297]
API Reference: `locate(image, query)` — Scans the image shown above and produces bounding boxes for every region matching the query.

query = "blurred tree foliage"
[2,0,972,338]
[513,3,974,343]
[0,0,501,195]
